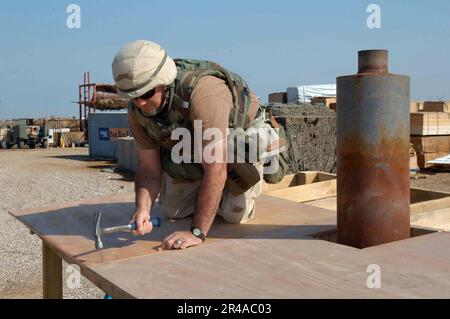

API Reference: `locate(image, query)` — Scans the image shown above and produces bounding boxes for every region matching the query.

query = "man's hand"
[129,209,153,236]
[158,231,203,251]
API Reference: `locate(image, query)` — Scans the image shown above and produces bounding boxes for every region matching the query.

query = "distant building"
[268,92,288,104]
[287,84,336,103]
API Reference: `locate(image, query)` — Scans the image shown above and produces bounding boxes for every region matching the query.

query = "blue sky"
[0,0,449,119]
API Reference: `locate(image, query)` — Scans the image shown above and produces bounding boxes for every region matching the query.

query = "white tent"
[287,84,336,103]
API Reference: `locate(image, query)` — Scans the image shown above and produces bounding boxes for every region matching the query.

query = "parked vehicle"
[4,119,50,149]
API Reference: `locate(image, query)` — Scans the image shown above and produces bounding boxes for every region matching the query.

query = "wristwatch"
[191,227,206,241]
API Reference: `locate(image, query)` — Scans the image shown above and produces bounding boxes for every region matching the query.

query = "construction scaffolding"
[77,72,129,134]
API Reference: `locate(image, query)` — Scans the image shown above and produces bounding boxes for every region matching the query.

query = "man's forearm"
[192,166,227,236]
[135,166,161,212]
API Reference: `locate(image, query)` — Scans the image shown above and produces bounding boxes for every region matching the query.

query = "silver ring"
[174,240,182,248]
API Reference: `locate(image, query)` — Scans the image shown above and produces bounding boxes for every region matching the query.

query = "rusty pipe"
[336,50,410,249]
[358,49,389,74]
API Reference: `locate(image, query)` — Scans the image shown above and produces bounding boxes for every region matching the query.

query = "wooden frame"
[262,171,336,203]
[264,172,450,231]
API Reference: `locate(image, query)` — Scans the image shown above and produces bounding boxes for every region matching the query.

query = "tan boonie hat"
[112,40,177,98]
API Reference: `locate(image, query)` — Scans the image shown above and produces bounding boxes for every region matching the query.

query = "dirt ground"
[411,169,450,193]
[1,147,449,299]
[0,148,135,299]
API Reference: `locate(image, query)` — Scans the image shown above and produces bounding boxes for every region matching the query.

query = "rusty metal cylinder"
[336,50,410,249]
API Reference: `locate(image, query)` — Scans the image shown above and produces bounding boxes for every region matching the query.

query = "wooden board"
[90,237,379,299]
[90,232,450,299]
[411,208,450,231]
[411,136,450,154]
[411,112,450,136]
[263,172,336,203]
[410,187,450,204]
[360,232,450,298]
[265,180,336,203]
[9,194,337,298]
[266,181,450,219]
[303,197,337,211]
[8,194,336,268]
[8,192,450,299]
[410,101,420,113]
[305,195,450,230]
[43,243,63,299]
[410,101,426,113]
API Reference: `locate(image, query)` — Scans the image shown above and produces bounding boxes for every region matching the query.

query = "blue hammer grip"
[130,217,162,231]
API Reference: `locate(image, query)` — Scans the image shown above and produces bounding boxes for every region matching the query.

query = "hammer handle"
[130,217,162,231]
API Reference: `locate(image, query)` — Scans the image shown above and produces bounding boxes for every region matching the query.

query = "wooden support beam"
[43,242,63,299]
[265,180,337,203]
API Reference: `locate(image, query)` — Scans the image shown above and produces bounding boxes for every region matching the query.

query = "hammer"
[94,211,162,249]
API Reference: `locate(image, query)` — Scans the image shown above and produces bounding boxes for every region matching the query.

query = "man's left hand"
[157,231,204,251]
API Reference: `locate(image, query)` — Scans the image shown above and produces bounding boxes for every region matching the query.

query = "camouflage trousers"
[158,163,264,224]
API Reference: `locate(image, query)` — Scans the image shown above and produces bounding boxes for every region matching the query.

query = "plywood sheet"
[305,197,337,211]
[90,237,380,299]
[10,191,450,299]
[9,194,336,267]
[91,232,450,299]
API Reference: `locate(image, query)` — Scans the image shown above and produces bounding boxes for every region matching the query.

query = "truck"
[2,119,50,149]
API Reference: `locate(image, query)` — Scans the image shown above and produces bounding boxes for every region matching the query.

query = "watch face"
[193,228,201,237]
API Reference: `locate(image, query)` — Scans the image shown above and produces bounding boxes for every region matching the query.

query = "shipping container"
[88,112,130,159]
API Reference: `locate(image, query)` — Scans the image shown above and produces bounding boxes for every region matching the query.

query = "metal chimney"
[336,50,411,248]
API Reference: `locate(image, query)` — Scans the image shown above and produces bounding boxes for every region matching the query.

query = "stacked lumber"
[411,102,450,168]
[410,101,423,113]
[422,101,450,113]
[410,112,450,136]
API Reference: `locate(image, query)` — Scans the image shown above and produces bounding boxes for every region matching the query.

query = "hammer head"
[94,212,104,250]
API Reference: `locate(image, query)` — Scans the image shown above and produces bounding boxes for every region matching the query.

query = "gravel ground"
[0,148,135,299]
